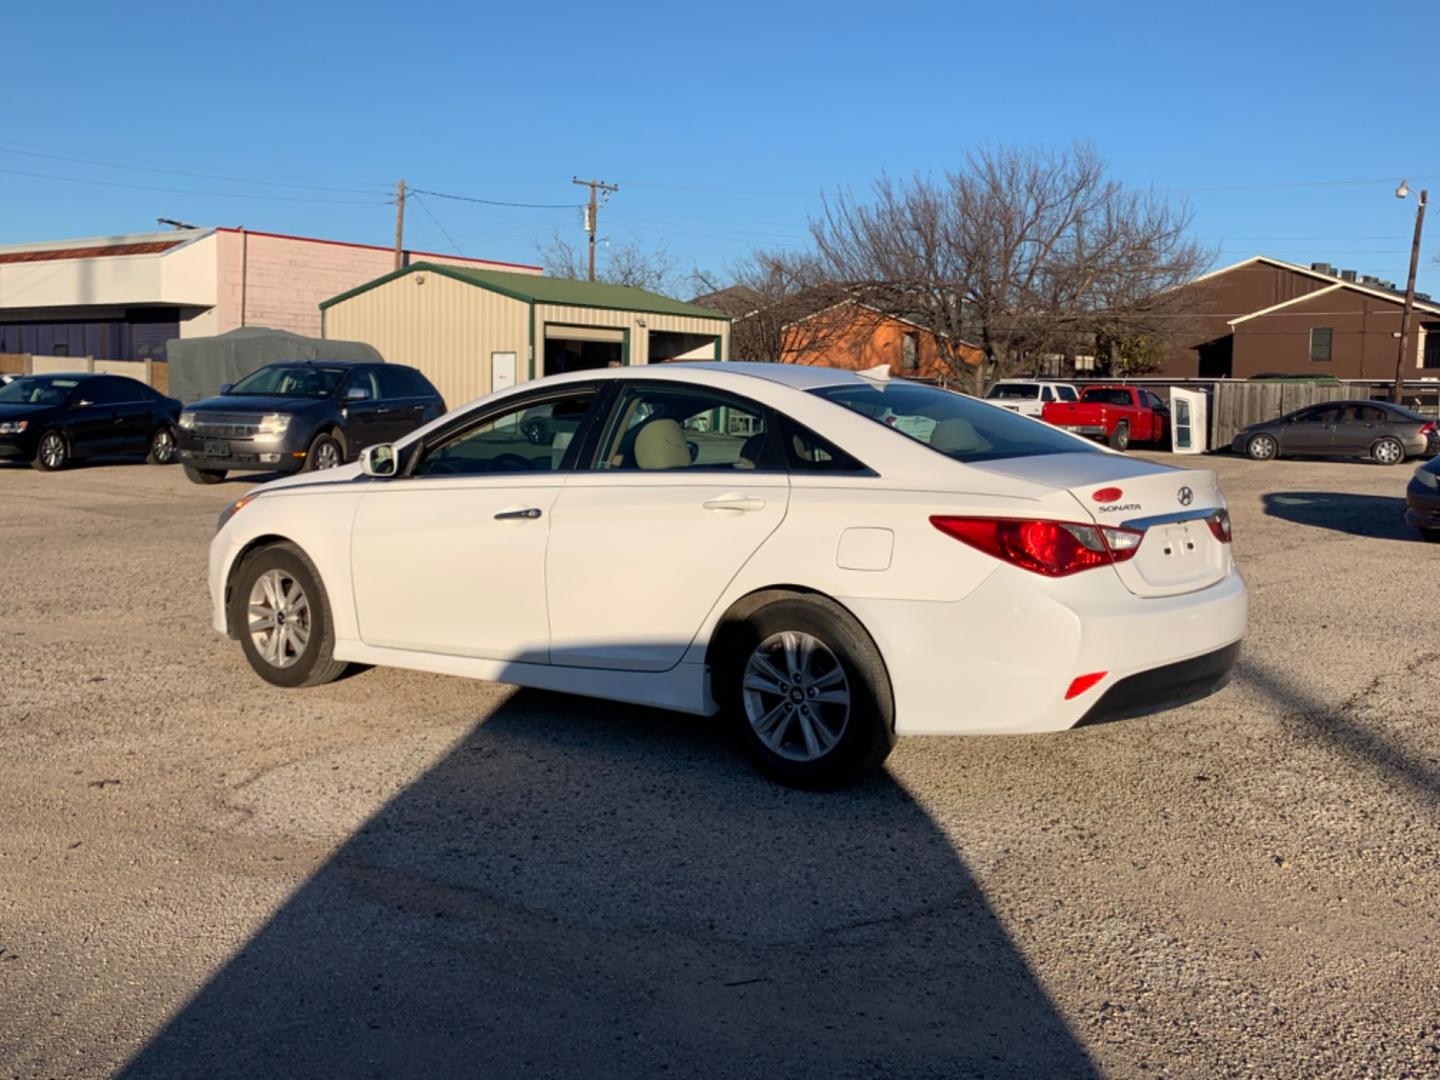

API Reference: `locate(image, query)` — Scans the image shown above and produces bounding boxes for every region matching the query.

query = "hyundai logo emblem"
[1177,486,1194,506]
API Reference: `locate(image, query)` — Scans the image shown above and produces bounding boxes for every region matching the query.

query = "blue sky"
[6,0,1438,293]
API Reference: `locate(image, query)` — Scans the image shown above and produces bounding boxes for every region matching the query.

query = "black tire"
[1420,528,1440,544]
[304,431,346,472]
[1246,433,1278,461]
[228,542,349,689]
[1108,422,1130,452]
[714,594,895,790]
[146,424,177,465]
[184,464,227,484]
[33,429,68,471]
[1372,437,1405,466]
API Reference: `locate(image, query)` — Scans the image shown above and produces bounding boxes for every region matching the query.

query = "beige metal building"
[320,262,731,407]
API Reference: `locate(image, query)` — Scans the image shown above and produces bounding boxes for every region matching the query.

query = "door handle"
[375,407,391,415]
[494,507,542,521]
[702,495,766,513]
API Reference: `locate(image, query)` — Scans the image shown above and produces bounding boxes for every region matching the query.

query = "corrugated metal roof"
[321,261,730,320]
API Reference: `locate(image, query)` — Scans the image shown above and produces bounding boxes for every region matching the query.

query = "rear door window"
[1080,388,1134,406]
[813,382,1098,463]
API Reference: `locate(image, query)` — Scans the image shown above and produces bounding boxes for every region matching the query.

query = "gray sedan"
[1233,400,1439,465]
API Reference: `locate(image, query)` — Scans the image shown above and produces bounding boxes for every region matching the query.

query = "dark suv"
[176,360,445,484]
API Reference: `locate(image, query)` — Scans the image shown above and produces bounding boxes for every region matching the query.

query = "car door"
[1280,404,1340,455]
[1337,403,1387,455]
[66,377,124,455]
[348,384,603,663]
[546,381,790,672]
[106,377,157,451]
[372,365,429,443]
[339,368,388,453]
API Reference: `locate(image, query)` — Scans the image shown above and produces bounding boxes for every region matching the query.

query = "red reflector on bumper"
[1065,672,1107,700]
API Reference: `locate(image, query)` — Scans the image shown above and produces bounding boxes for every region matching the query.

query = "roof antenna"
[156,217,197,230]
[857,364,892,382]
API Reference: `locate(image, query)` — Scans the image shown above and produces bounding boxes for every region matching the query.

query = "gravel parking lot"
[2,451,1437,1079]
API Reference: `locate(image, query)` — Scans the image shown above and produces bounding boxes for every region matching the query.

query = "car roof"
[529,361,885,393]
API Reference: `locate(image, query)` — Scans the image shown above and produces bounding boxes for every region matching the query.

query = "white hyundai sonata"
[208,363,1245,788]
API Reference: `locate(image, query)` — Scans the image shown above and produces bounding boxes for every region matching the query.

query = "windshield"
[0,376,79,406]
[812,382,1097,464]
[985,384,1039,400]
[229,365,347,398]
[1080,388,1134,406]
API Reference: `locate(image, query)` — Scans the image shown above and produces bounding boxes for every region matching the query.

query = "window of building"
[900,332,919,371]
[1309,326,1333,363]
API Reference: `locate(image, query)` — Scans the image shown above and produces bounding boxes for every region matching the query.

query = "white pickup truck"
[983,379,1080,418]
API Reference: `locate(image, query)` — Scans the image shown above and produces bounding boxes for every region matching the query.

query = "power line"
[410,191,463,256]
[409,186,580,209]
[1166,173,1440,194]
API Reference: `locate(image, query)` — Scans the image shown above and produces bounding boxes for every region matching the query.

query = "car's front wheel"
[184,464,227,484]
[229,542,349,689]
[718,595,895,790]
[305,432,345,472]
[1246,433,1278,461]
[33,430,68,471]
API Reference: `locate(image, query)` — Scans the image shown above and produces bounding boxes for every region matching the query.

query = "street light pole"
[1392,182,1427,405]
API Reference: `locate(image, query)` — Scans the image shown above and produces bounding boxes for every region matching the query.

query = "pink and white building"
[0,227,540,361]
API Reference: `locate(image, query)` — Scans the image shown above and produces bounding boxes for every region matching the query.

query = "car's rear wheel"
[718,595,894,790]
[1108,422,1130,452]
[229,543,349,689]
[184,464,227,484]
[305,432,345,472]
[146,425,176,465]
[1246,433,1278,461]
[1372,437,1405,466]
[33,430,68,471]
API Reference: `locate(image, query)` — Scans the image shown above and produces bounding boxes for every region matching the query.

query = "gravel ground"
[1,451,1437,1079]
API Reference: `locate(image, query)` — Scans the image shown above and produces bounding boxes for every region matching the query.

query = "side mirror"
[76,399,94,408]
[361,443,398,478]
[346,385,371,402]
[218,383,233,395]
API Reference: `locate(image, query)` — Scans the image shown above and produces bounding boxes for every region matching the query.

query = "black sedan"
[176,360,445,484]
[1406,457,1440,541]
[0,373,183,471]
[1232,400,1439,465]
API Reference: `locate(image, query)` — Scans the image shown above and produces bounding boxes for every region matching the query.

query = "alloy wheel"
[1374,439,1402,465]
[742,631,851,762]
[1249,434,1276,460]
[151,428,175,463]
[40,433,65,469]
[247,569,312,669]
[312,440,341,470]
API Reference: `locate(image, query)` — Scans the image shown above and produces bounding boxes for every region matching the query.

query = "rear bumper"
[844,566,1247,736]
[1075,641,1240,727]
[1056,424,1106,437]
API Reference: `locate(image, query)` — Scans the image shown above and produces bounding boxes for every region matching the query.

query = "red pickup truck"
[1040,386,1169,451]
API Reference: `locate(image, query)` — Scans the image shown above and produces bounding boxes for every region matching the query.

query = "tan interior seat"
[929,417,990,455]
[633,418,690,469]
[737,433,767,469]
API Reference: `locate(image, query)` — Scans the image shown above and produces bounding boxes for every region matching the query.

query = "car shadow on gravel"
[1261,492,1417,542]
[1239,657,1440,805]
[119,688,1098,1079]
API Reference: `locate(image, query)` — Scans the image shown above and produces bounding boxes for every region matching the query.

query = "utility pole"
[571,177,618,281]
[1393,183,1427,405]
[393,179,407,271]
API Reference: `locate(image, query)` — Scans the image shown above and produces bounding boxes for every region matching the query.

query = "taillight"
[930,516,1144,577]
[1206,508,1232,543]
[1420,422,1437,437]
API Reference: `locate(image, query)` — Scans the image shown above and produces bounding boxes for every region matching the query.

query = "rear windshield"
[229,364,347,398]
[985,383,1038,400]
[1080,388,1134,406]
[812,383,1096,464]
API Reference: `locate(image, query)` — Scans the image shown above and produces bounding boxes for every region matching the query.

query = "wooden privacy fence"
[0,354,169,395]
[1210,382,1352,449]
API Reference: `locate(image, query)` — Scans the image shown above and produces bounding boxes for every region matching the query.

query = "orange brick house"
[780,299,982,380]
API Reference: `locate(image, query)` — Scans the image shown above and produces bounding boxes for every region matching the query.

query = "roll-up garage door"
[543,325,625,344]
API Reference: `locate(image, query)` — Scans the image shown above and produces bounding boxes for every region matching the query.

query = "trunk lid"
[972,452,1230,597]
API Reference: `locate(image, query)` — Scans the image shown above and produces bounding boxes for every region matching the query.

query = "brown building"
[781,299,982,380]
[1163,256,1440,380]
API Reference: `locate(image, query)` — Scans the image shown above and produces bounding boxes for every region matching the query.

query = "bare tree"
[810,144,1212,392]
[692,249,856,362]
[538,233,681,294]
